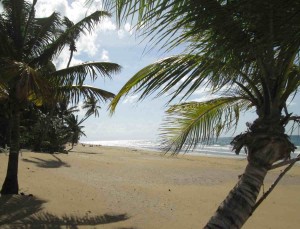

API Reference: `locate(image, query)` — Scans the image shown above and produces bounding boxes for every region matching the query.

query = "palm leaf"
[1,0,32,52]
[0,16,16,57]
[0,59,51,99]
[51,62,121,85]
[82,96,101,118]
[280,65,300,103]
[160,97,251,153]
[56,85,115,105]
[34,11,111,65]
[110,54,259,113]
[26,12,62,59]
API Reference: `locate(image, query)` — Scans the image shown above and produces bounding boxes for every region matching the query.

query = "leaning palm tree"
[104,0,300,228]
[0,0,121,194]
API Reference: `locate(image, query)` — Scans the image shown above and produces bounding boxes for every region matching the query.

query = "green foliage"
[82,96,102,118]
[107,0,300,153]
[64,114,86,148]
[20,107,69,153]
[161,97,249,153]
[0,0,121,153]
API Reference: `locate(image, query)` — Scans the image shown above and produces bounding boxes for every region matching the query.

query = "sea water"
[81,136,300,158]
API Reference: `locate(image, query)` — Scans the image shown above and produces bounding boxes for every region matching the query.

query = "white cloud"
[101,49,110,61]
[33,0,120,62]
[123,95,139,104]
[124,23,131,32]
[189,94,220,103]
[124,23,134,35]
[117,29,125,39]
[99,18,117,31]
[53,47,82,70]
[34,0,105,22]
[75,32,100,57]
[117,23,134,39]
[34,0,69,17]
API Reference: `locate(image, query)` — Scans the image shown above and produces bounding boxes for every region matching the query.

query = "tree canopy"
[106,0,300,153]
[0,0,121,194]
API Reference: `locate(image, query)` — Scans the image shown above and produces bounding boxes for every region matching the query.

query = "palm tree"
[0,0,121,194]
[64,114,86,150]
[56,100,79,125]
[82,95,102,119]
[104,0,300,228]
[63,16,80,68]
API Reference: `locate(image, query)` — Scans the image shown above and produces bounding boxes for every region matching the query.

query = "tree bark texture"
[204,116,295,228]
[1,102,20,195]
[204,163,268,229]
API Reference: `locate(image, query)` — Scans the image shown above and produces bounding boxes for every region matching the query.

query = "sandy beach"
[0,145,300,228]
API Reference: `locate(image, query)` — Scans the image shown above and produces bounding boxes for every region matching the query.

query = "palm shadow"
[22,154,70,168]
[0,195,129,228]
[0,195,45,226]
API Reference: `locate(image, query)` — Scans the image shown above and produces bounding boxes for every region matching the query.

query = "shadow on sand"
[22,154,70,168]
[0,195,129,228]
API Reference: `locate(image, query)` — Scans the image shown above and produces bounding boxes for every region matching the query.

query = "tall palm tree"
[104,0,300,228]
[63,16,79,69]
[0,0,121,194]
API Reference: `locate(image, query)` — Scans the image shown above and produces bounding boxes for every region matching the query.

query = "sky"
[21,1,300,141]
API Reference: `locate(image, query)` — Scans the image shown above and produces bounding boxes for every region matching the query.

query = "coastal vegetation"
[104,0,300,228]
[0,0,121,194]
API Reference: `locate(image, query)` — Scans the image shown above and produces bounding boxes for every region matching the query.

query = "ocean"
[82,136,300,158]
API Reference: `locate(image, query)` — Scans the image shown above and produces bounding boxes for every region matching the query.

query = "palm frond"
[0,18,15,57]
[0,84,9,100]
[103,0,254,55]
[160,97,250,154]
[34,11,111,65]
[280,66,300,104]
[56,85,115,105]
[0,59,51,100]
[110,54,258,113]
[105,0,300,111]
[51,62,121,85]
[1,0,32,53]
[82,96,101,118]
[26,12,62,59]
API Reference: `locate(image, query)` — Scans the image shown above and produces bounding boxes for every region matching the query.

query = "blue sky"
[33,0,300,141]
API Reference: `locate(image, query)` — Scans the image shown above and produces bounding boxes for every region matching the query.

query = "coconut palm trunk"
[205,162,267,228]
[1,98,21,195]
[204,116,294,228]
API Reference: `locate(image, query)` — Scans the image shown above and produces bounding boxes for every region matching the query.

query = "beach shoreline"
[1,145,300,228]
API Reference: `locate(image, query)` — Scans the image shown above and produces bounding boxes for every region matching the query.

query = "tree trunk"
[67,49,73,68]
[204,162,268,228]
[204,116,295,228]
[1,103,20,195]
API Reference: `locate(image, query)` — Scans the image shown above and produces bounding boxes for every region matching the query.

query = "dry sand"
[0,145,300,228]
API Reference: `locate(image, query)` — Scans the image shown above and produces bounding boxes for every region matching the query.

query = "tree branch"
[270,155,300,170]
[287,115,300,122]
